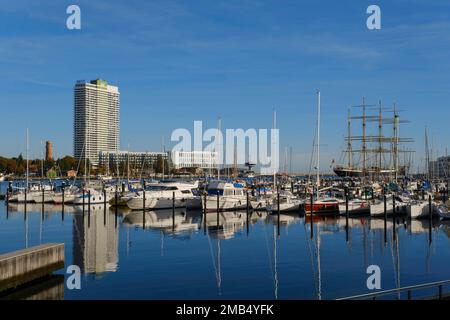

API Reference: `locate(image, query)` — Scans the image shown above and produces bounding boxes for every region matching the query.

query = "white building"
[171,151,218,170]
[99,151,168,168]
[74,79,120,166]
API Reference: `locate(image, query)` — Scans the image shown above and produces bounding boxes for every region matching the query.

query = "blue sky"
[1,0,450,172]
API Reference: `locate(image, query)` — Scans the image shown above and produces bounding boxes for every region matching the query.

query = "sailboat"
[304,91,339,215]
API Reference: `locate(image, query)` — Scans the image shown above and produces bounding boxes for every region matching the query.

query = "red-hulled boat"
[304,198,339,215]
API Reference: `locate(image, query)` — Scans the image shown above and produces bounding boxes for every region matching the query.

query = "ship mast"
[347,108,352,169]
[393,103,399,182]
[362,97,367,177]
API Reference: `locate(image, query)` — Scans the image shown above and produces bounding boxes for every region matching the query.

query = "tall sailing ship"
[333,99,414,179]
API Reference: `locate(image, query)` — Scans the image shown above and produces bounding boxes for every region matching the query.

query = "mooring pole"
[345,187,349,243]
[6,186,9,219]
[203,192,207,235]
[392,192,397,241]
[217,193,220,229]
[172,192,175,232]
[82,188,85,216]
[384,193,387,244]
[246,190,250,237]
[61,184,65,221]
[277,189,281,237]
[143,181,146,230]
[24,186,27,220]
[42,185,45,207]
[429,194,433,243]
[310,192,314,239]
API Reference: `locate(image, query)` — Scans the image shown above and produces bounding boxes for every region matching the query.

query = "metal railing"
[337,280,450,300]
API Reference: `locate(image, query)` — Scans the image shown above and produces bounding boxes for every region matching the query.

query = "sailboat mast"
[217,117,222,180]
[41,140,44,180]
[362,97,367,177]
[425,127,429,179]
[316,91,321,192]
[84,125,87,186]
[378,101,383,178]
[127,144,130,183]
[26,129,29,191]
[273,109,277,191]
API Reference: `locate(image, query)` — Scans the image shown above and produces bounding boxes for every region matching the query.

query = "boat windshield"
[146,186,178,191]
[207,188,224,196]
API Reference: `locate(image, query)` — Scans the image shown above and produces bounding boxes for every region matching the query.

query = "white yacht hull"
[267,201,302,213]
[339,201,370,216]
[127,196,189,210]
[370,199,407,217]
[202,196,247,212]
[407,201,436,219]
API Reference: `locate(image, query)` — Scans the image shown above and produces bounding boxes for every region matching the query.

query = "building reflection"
[72,205,119,275]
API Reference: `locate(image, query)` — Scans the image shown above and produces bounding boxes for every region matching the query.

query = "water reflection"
[0,275,64,300]
[72,205,119,275]
[123,209,198,236]
[3,198,450,299]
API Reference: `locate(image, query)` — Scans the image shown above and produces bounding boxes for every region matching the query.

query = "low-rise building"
[171,151,218,170]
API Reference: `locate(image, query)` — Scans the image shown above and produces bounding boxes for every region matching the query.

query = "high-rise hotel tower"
[74,79,120,166]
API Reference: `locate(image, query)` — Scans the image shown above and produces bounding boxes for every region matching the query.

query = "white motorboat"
[406,200,436,219]
[127,181,199,210]
[370,195,408,217]
[51,186,80,204]
[338,199,370,216]
[250,195,271,211]
[202,181,248,212]
[266,192,303,213]
[9,184,53,203]
[73,188,113,205]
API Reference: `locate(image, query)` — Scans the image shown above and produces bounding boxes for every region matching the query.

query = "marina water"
[1,181,450,300]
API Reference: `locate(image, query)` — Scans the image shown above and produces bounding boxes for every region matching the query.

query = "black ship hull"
[333,167,363,177]
[333,166,399,177]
